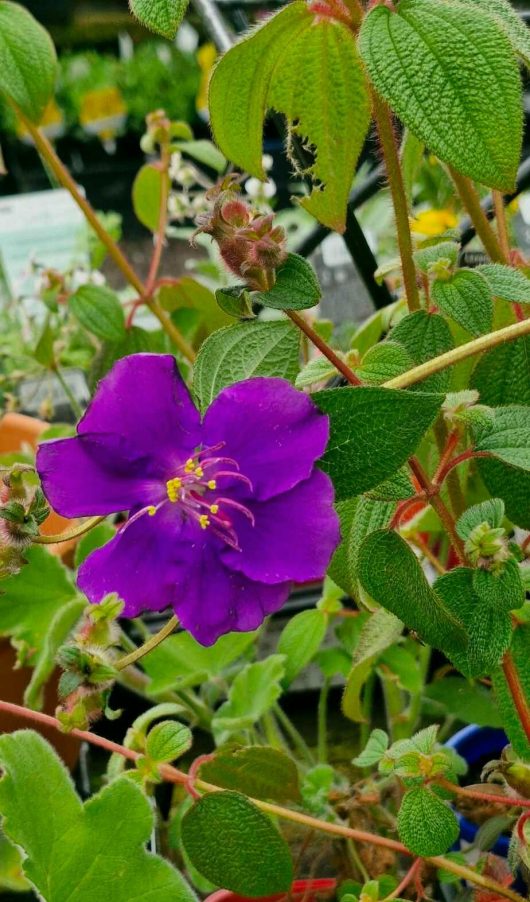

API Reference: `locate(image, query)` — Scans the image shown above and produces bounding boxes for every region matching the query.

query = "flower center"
[151,444,254,551]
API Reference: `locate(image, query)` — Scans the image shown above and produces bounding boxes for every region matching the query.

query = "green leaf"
[473,405,530,471]
[357,341,415,385]
[209,3,370,231]
[295,355,339,389]
[215,286,255,320]
[492,624,530,759]
[425,677,503,728]
[359,0,522,190]
[389,310,454,393]
[25,597,85,710]
[181,791,293,896]
[456,498,505,540]
[366,469,415,502]
[0,544,76,664]
[70,285,126,343]
[157,277,230,335]
[0,730,198,902]
[353,729,389,768]
[413,242,459,274]
[146,721,192,763]
[433,566,496,676]
[471,335,530,528]
[0,1,57,123]
[473,559,524,613]
[193,320,300,413]
[132,163,168,232]
[398,787,459,856]
[34,317,55,368]
[199,747,301,803]
[431,270,493,337]
[342,607,403,721]
[143,630,257,695]
[254,254,321,311]
[129,0,189,39]
[314,386,442,500]
[379,645,422,694]
[277,608,327,687]
[357,531,468,663]
[212,656,285,744]
[0,831,29,893]
[176,140,226,173]
[326,498,358,595]
[477,264,530,303]
[455,0,530,68]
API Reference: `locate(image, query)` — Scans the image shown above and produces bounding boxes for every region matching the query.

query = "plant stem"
[372,93,420,312]
[317,678,329,763]
[408,535,445,575]
[273,702,315,766]
[383,318,530,391]
[502,650,530,746]
[33,515,105,545]
[53,365,83,420]
[0,698,526,902]
[115,615,179,671]
[14,105,196,363]
[145,148,170,296]
[436,776,530,809]
[450,169,507,263]
[407,457,469,564]
[493,190,511,262]
[287,311,361,385]
[383,858,422,901]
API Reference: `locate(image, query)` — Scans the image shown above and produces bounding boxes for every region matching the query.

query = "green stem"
[0,698,526,902]
[381,674,408,742]
[33,515,105,545]
[262,711,285,751]
[359,672,376,750]
[372,93,420,312]
[53,365,83,420]
[273,703,315,766]
[317,678,330,763]
[115,615,179,671]
[450,168,506,263]
[383,318,530,391]
[407,644,431,734]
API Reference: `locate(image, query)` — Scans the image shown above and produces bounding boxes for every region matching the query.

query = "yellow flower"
[410,208,458,237]
[196,42,217,114]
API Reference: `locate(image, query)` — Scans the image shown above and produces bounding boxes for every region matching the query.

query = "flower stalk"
[115,615,179,671]
[33,516,106,545]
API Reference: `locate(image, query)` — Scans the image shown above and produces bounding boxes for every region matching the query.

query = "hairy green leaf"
[199,747,300,803]
[132,163,168,232]
[209,3,370,231]
[473,405,530,471]
[70,285,126,343]
[129,0,189,39]
[314,386,442,500]
[398,787,459,856]
[143,630,257,695]
[414,242,459,274]
[431,270,493,337]
[353,729,389,768]
[193,320,300,413]
[425,676,502,728]
[182,791,293,896]
[477,264,530,303]
[0,731,198,901]
[254,254,321,311]
[212,656,285,744]
[455,0,530,68]
[358,342,415,385]
[146,721,192,763]
[389,310,454,392]
[456,498,505,540]
[359,0,522,190]
[0,1,57,122]
[343,607,403,721]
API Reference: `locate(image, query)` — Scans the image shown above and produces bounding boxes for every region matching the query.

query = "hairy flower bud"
[465,521,511,572]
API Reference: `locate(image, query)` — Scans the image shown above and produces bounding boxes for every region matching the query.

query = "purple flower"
[37,354,339,645]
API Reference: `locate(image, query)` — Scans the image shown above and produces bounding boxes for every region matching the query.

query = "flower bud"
[465,521,511,572]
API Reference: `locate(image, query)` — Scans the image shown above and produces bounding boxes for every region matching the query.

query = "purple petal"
[77,504,184,617]
[201,377,329,500]
[79,354,200,466]
[36,432,166,518]
[220,469,340,584]
[171,530,290,645]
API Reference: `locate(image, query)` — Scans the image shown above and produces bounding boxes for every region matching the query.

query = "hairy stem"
[0,699,526,902]
[372,93,420,312]
[436,776,530,809]
[450,169,506,263]
[493,190,511,262]
[115,615,179,671]
[383,318,530,391]
[287,311,361,385]
[33,515,105,545]
[502,650,530,746]
[145,147,171,296]
[407,457,469,564]
[14,105,195,363]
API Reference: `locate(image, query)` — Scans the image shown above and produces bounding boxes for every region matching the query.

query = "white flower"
[262,154,274,171]
[245,176,277,200]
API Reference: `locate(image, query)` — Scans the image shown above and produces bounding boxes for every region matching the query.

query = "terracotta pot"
[0,412,80,767]
[205,878,337,902]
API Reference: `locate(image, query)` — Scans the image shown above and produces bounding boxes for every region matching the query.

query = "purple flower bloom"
[37,354,339,645]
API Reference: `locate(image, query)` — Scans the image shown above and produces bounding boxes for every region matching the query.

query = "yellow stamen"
[147,505,157,516]
[210,504,219,514]
[166,477,182,502]
[184,458,195,473]
[194,465,204,477]
[199,514,210,529]
[207,479,217,490]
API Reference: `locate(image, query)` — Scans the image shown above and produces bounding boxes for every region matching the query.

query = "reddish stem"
[502,651,530,746]
[436,777,530,810]
[145,148,171,296]
[514,303,526,323]
[433,429,460,483]
[408,456,469,564]
[390,495,426,529]
[384,858,422,901]
[287,311,362,386]
[434,449,490,486]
